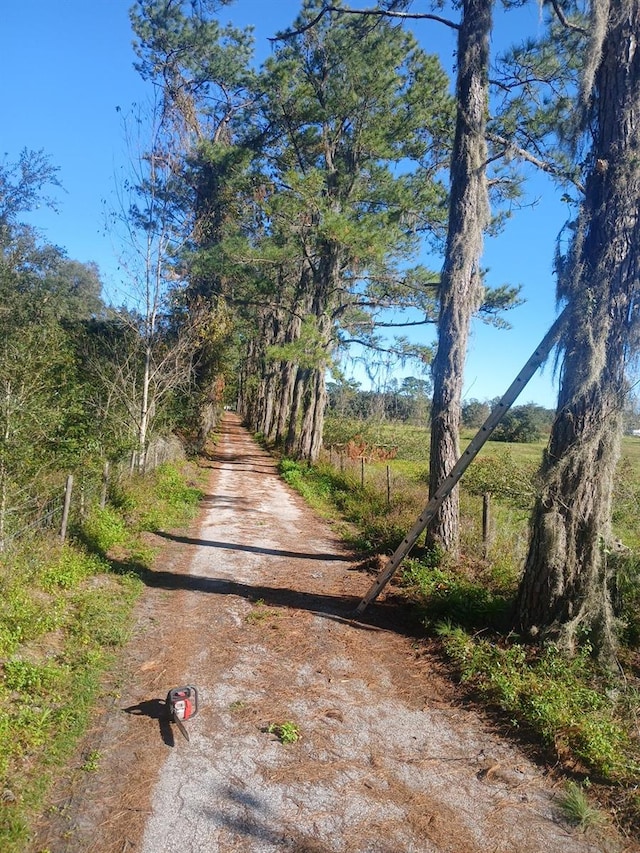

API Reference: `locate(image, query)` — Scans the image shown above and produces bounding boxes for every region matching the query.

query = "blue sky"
[2,0,566,407]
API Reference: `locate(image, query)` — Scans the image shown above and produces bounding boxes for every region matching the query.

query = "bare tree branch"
[487,132,585,193]
[271,3,459,42]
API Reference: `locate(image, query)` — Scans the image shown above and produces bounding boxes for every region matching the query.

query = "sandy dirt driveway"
[32,414,630,853]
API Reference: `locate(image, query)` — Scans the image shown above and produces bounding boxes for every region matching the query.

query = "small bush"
[462,448,538,508]
[80,506,129,554]
[491,407,543,443]
[40,546,107,590]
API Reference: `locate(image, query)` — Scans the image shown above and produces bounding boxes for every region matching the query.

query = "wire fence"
[0,434,186,553]
[321,444,494,554]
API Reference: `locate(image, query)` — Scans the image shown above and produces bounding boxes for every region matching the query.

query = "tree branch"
[487,132,585,193]
[546,0,588,35]
[271,4,459,42]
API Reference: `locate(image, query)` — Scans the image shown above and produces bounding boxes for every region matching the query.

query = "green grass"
[559,781,608,830]
[0,459,203,852]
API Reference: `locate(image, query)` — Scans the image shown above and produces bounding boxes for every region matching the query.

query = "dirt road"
[33,414,628,852]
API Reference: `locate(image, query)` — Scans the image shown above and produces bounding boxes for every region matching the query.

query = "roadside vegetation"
[278,414,640,836]
[0,461,203,853]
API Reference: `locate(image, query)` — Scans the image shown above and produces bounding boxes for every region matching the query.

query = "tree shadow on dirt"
[202,793,389,853]
[139,565,421,638]
[202,788,407,853]
[154,530,352,563]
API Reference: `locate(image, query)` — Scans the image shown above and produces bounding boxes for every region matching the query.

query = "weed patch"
[79,506,129,554]
[402,558,512,631]
[438,626,640,783]
[266,721,300,744]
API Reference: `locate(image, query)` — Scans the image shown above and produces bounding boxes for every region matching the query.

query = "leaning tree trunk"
[427,0,492,554]
[517,1,640,657]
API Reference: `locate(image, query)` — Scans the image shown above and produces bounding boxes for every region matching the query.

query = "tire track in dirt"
[32,414,629,853]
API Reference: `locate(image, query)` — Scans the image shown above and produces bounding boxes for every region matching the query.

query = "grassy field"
[281,415,640,835]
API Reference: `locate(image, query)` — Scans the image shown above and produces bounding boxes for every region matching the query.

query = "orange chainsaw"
[166,686,199,742]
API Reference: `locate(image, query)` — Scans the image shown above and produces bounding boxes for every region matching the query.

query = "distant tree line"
[326,377,431,424]
[461,400,555,442]
[326,384,556,443]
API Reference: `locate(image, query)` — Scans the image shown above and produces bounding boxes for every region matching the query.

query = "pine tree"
[517,0,640,657]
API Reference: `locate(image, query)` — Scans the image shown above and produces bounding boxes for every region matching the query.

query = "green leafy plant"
[438,626,640,782]
[80,506,129,554]
[80,749,102,773]
[402,559,511,630]
[267,721,300,744]
[40,546,107,591]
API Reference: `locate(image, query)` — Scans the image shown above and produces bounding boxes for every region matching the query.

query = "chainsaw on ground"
[166,686,199,742]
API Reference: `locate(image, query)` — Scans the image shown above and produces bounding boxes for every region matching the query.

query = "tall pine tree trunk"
[297,367,326,463]
[428,0,492,553]
[285,367,307,456]
[517,1,640,656]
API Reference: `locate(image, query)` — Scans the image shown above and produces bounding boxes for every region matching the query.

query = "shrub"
[491,406,544,443]
[80,506,129,554]
[462,448,538,508]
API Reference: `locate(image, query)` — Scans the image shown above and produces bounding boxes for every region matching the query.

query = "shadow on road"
[141,566,418,636]
[154,530,352,563]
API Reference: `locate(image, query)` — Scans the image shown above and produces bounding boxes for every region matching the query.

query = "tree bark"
[285,367,307,456]
[427,0,492,554]
[517,1,640,656]
[297,367,327,463]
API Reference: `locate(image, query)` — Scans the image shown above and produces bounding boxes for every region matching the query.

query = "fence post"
[100,460,109,509]
[60,474,73,542]
[386,465,391,507]
[482,492,491,558]
[360,457,365,489]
